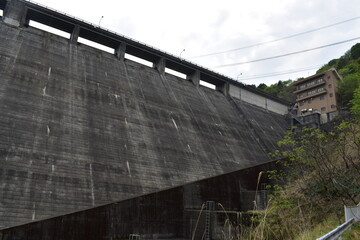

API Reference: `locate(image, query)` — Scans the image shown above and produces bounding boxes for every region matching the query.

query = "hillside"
[317,43,360,106]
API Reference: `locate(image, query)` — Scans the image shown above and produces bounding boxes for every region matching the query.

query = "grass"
[343,222,360,240]
[293,215,342,240]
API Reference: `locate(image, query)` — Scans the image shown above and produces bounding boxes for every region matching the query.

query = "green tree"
[351,86,360,117]
[246,122,360,240]
[338,73,360,105]
[271,123,360,204]
[351,43,360,60]
[257,80,296,102]
[337,55,349,69]
[257,83,268,91]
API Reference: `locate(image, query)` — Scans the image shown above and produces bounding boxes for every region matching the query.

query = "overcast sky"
[31,0,360,86]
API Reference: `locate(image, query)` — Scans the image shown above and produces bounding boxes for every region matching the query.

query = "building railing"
[294,80,325,94]
[296,89,327,101]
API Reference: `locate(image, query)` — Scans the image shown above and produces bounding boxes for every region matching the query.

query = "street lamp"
[179,49,185,60]
[98,16,104,26]
[236,73,242,81]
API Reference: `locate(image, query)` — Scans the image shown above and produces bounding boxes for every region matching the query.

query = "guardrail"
[316,218,355,240]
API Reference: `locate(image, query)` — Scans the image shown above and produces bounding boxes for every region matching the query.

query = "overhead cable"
[239,65,322,80]
[190,16,360,59]
[213,37,360,68]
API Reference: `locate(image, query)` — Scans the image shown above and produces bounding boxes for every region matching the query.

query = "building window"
[317,87,325,92]
[331,104,336,109]
[321,107,326,111]
[316,78,324,84]
[298,93,306,99]
[308,99,312,104]
[320,95,325,100]
[307,81,315,87]
[328,84,332,88]
[308,89,317,95]
[300,102,304,106]
[330,93,333,97]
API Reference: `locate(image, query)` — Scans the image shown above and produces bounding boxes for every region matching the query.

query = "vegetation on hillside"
[234,91,360,240]
[257,80,296,102]
[317,43,360,107]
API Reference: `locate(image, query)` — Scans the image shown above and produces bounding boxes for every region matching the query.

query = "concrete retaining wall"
[229,84,289,115]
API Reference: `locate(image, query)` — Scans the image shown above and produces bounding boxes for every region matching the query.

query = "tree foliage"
[247,121,360,239]
[338,73,360,105]
[351,43,360,59]
[351,86,360,118]
[317,43,360,106]
[271,123,360,205]
[256,80,296,102]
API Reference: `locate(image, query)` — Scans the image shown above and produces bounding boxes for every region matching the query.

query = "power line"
[213,37,360,68]
[239,65,322,80]
[189,16,360,59]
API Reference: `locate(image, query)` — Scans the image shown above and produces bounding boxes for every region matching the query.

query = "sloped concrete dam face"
[0,22,288,228]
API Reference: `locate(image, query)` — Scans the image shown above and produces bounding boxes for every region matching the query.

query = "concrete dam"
[0,0,290,232]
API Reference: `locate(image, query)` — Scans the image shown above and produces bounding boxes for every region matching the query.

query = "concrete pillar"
[153,57,165,75]
[115,42,126,61]
[70,25,80,44]
[216,82,229,96]
[3,0,27,27]
[187,70,200,87]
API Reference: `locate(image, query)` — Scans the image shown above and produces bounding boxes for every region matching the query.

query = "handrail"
[316,218,354,240]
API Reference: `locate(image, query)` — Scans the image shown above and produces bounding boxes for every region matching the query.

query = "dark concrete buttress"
[3,0,27,27]
[70,24,80,44]
[187,70,200,87]
[115,42,126,61]
[154,57,166,74]
[217,82,229,97]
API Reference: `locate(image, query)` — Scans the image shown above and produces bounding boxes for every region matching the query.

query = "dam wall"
[0,162,276,240]
[0,0,289,229]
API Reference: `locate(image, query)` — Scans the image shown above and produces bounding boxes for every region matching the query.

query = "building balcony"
[296,89,327,101]
[294,81,325,94]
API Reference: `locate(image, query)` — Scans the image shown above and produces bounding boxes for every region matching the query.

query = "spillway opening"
[124,53,153,67]
[165,68,186,79]
[200,80,216,90]
[28,20,71,39]
[78,37,114,54]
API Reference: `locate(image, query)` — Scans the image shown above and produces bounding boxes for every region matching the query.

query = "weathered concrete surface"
[0,162,275,240]
[0,19,289,228]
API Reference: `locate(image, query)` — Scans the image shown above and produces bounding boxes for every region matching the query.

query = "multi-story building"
[293,68,342,123]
